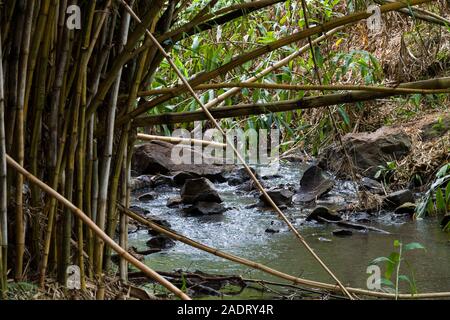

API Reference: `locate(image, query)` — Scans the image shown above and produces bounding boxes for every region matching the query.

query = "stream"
[129,163,450,299]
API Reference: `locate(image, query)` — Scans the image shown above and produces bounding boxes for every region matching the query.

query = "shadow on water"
[129,164,450,298]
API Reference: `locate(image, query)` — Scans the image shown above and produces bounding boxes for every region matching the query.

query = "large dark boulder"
[383,189,414,209]
[132,141,233,181]
[319,127,412,178]
[259,188,293,206]
[180,178,222,204]
[296,165,335,202]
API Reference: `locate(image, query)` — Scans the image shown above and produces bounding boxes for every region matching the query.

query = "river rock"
[146,215,172,236]
[129,205,150,216]
[180,178,222,204]
[130,175,153,191]
[132,141,233,181]
[360,177,384,194]
[394,202,416,215]
[306,206,341,223]
[332,229,353,237]
[383,189,414,209]
[319,127,412,178]
[151,174,175,188]
[166,196,183,208]
[172,171,199,186]
[138,192,157,202]
[226,167,258,186]
[259,188,293,206]
[183,202,228,216]
[146,235,175,250]
[296,165,335,202]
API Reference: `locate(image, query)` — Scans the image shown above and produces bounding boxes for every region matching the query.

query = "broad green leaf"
[404,242,425,251]
[436,188,446,214]
[370,256,393,265]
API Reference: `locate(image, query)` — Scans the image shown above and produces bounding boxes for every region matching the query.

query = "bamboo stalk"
[103,3,133,271]
[0,32,8,296]
[136,133,227,148]
[5,155,191,300]
[133,77,450,126]
[120,205,450,299]
[29,0,55,268]
[120,0,354,299]
[15,0,35,281]
[130,82,450,98]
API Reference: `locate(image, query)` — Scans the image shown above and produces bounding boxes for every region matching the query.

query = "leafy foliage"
[370,240,425,297]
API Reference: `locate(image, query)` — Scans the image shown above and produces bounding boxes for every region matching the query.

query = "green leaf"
[436,164,450,178]
[385,252,399,279]
[370,256,393,265]
[404,242,425,251]
[380,278,395,287]
[393,240,401,247]
[436,188,446,214]
[445,181,450,204]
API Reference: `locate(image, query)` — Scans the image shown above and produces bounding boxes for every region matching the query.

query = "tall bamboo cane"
[0,32,8,296]
[15,0,35,281]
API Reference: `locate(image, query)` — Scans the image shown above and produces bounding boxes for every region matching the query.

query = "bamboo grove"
[0,0,447,299]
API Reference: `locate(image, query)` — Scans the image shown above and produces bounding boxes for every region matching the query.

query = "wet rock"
[319,127,412,178]
[152,174,175,188]
[383,189,414,209]
[183,202,228,216]
[180,178,222,204]
[360,177,384,194]
[130,175,153,191]
[259,188,294,206]
[296,165,335,202]
[146,235,175,250]
[166,196,183,208]
[129,205,150,216]
[226,167,258,186]
[306,206,341,223]
[238,179,260,192]
[394,202,416,215]
[332,229,353,237]
[261,174,283,180]
[132,141,233,181]
[138,192,157,202]
[172,171,199,186]
[265,228,280,234]
[146,215,172,236]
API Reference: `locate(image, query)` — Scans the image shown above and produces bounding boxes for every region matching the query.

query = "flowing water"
[129,164,450,298]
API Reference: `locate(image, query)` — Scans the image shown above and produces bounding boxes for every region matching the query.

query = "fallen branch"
[133,77,450,126]
[136,133,226,148]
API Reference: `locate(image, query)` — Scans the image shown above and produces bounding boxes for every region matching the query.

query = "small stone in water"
[332,229,353,237]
